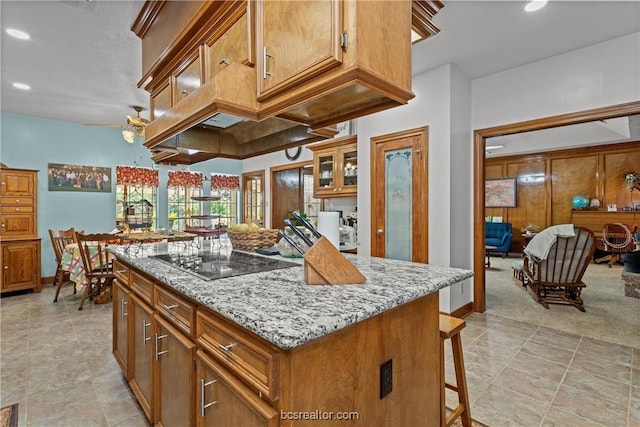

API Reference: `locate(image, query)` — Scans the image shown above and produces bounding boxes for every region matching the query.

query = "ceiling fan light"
[122,130,135,143]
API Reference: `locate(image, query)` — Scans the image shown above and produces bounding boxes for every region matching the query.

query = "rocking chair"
[523,226,596,312]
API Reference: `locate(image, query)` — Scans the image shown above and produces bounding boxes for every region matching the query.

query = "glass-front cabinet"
[309,136,357,198]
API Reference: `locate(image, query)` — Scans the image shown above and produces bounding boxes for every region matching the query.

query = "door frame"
[472,101,640,312]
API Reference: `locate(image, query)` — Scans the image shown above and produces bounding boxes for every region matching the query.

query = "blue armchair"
[485,222,513,257]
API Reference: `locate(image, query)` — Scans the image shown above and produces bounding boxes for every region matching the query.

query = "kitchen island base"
[113,257,441,426]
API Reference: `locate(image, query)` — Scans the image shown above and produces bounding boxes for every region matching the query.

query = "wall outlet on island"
[380,359,392,399]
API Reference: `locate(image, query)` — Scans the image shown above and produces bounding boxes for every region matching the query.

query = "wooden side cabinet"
[0,167,41,293]
[309,136,357,198]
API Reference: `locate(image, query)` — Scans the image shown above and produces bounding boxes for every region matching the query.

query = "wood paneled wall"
[486,141,640,251]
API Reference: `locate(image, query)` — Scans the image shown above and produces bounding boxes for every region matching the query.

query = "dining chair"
[73,231,119,310]
[49,227,77,303]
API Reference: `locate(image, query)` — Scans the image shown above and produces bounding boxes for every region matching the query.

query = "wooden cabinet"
[309,136,357,198]
[113,257,442,426]
[0,167,40,293]
[132,1,415,163]
[196,350,278,427]
[1,240,40,292]
[154,314,196,427]
[256,0,343,101]
[129,292,154,422]
[112,278,131,379]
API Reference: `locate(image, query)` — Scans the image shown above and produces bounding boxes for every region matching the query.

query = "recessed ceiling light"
[12,82,31,90]
[485,144,505,150]
[525,1,547,12]
[6,28,30,40]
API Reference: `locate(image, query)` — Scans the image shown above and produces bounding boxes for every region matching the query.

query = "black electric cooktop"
[150,250,299,281]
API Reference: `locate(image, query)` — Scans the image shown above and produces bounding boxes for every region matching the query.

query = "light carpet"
[484,255,640,349]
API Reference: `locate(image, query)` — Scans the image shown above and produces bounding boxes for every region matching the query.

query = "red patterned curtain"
[168,170,203,188]
[116,165,159,187]
[211,174,240,190]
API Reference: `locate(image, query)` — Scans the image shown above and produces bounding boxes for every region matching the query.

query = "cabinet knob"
[3,266,8,270]
[15,208,19,211]
[181,90,188,96]
[1,224,5,228]
[15,200,19,203]
[376,229,384,235]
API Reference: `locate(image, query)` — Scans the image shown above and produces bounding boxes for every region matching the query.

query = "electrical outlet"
[380,359,392,399]
[460,282,464,294]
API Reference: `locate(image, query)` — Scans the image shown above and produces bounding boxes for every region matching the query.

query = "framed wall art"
[485,177,517,208]
[48,163,112,192]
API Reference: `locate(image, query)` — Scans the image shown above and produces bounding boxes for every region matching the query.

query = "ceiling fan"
[85,106,149,143]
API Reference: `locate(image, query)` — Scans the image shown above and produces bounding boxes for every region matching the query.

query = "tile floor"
[1,284,639,426]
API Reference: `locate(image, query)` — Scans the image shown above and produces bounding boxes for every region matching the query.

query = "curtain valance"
[116,165,159,187]
[168,170,203,188]
[211,174,240,190]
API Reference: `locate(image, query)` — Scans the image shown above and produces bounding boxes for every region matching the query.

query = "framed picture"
[485,178,517,208]
[48,163,112,192]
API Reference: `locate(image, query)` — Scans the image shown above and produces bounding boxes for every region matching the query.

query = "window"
[115,166,159,231]
[167,186,202,231]
[211,189,238,228]
[167,170,203,231]
[303,170,322,224]
[210,174,241,228]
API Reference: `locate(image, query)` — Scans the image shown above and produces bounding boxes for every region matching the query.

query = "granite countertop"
[109,244,474,350]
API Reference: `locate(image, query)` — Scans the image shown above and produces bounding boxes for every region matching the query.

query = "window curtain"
[211,174,240,190]
[168,170,203,188]
[116,165,159,187]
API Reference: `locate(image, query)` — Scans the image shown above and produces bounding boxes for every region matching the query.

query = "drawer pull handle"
[120,299,128,319]
[116,269,127,273]
[263,47,273,79]
[219,58,229,65]
[142,320,151,345]
[218,343,237,352]
[200,378,218,417]
[155,333,169,360]
[163,303,179,311]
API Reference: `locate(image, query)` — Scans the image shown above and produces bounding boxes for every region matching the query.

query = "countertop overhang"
[109,244,473,349]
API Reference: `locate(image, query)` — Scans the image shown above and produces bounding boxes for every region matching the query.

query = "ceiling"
[1,1,639,143]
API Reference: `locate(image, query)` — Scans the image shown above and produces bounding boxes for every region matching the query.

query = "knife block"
[303,236,366,285]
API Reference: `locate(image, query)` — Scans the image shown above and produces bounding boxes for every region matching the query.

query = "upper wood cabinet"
[256,0,343,101]
[308,136,357,198]
[205,10,252,79]
[174,50,203,103]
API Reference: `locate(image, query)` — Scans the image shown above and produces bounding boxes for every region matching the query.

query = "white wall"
[472,33,640,129]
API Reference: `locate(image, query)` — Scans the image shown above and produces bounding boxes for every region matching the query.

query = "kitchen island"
[109,243,473,426]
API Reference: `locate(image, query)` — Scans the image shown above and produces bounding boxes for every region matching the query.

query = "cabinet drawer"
[0,197,34,206]
[0,206,33,213]
[113,260,130,285]
[155,285,195,337]
[196,311,279,401]
[130,270,153,304]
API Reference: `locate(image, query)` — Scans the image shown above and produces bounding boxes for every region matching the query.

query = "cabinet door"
[207,12,250,79]
[0,211,36,239]
[337,144,357,196]
[130,294,154,423]
[313,148,337,197]
[0,170,35,197]
[151,79,171,120]
[196,350,278,427]
[154,314,195,427]
[112,280,131,379]
[257,0,343,101]
[1,241,39,292]
[175,51,202,103]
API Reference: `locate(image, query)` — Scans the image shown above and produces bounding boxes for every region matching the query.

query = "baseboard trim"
[42,276,55,285]
[451,302,474,318]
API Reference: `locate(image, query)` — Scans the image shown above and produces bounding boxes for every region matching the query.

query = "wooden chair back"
[73,232,119,278]
[49,227,76,265]
[524,226,596,311]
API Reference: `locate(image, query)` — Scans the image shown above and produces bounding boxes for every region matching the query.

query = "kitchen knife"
[291,210,322,238]
[284,219,314,247]
[278,230,305,256]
